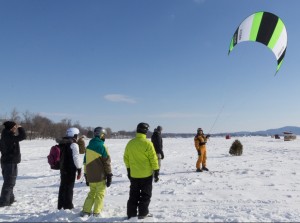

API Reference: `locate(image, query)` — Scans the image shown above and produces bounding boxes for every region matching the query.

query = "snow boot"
[80,211,91,217]
[138,213,153,219]
[0,202,10,207]
[93,212,104,217]
[202,166,209,171]
[10,197,16,205]
[127,215,137,219]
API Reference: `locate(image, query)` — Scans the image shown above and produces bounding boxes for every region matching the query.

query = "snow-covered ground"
[0,136,300,222]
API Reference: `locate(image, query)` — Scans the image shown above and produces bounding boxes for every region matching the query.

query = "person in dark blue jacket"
[0,121,26,207]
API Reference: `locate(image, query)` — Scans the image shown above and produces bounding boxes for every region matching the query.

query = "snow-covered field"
[0,136,300,222]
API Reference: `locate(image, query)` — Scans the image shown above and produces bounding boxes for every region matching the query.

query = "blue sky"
[0,0,300,133]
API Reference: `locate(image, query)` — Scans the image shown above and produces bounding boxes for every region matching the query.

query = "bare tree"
[22,110,34,140]
[1,108,114,139]
[10,108,21,123]
[32,115,53,138]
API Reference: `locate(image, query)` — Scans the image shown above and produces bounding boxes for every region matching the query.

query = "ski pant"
[58,171,76,209]
[82,180,106,214]
[196,148,207,169]
[0,163,17,205]
[127,175,153,218]
[156,153,162,168]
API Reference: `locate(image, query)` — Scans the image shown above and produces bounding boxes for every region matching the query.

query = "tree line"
[1,109,200,139]
[0,109,115,140]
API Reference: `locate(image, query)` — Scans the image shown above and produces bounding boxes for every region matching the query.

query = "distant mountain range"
[162,126,300,138]
[227,126,300,136]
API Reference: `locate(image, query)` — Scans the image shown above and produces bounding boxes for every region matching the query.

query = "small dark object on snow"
[229,139,243,156]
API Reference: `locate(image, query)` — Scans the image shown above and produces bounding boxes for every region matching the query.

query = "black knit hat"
[3,121,16,130]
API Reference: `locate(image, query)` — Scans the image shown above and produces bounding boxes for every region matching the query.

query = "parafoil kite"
[228,11,287,74]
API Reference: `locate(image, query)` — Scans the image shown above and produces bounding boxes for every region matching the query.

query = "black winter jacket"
[151,131,163,154]
[59,137,80,175]
[0,127,27,164]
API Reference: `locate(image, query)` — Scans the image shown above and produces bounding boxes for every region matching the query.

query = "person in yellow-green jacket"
[80,127,112,217]
[124,122,159,220]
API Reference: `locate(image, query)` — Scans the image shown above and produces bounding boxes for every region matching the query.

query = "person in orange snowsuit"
[194,128,210,172]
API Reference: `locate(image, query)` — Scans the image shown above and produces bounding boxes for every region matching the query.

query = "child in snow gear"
[124,122,159,219]
[81,127,112,217]
[0,121,26,207]
[58,127,82,210]
[194,128,210,172]
[151,125,164,169]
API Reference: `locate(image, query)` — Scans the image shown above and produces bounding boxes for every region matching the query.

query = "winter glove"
[161,151,164,160]
[76,168,82,180]
[84,174,89,186]
[106,173,113,187]
[153,170,159,183]
[127,168,131,180]
[197,150,201,156]
[206,134,211,139]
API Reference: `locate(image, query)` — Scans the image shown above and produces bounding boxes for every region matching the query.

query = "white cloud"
[104,94,137,104]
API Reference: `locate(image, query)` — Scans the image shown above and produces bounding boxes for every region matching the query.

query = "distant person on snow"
[151,126,164,169]
[0,121,26,207]
[194,128,210,172]
[58,127,82,210]
[80,127,112,217]
[124,122,159,220]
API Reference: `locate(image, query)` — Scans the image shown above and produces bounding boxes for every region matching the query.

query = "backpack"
[77,136,86,154]
[47,145,61,170]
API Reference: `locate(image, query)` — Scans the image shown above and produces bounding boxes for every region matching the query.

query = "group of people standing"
[0,120,210,219]
[0,121,165,220]
[55,122,163,219]
[61,122,165,219]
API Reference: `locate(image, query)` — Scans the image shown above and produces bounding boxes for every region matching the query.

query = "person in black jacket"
[151,126,164,169]
[0,121,26,207]
[58,127,82,210]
